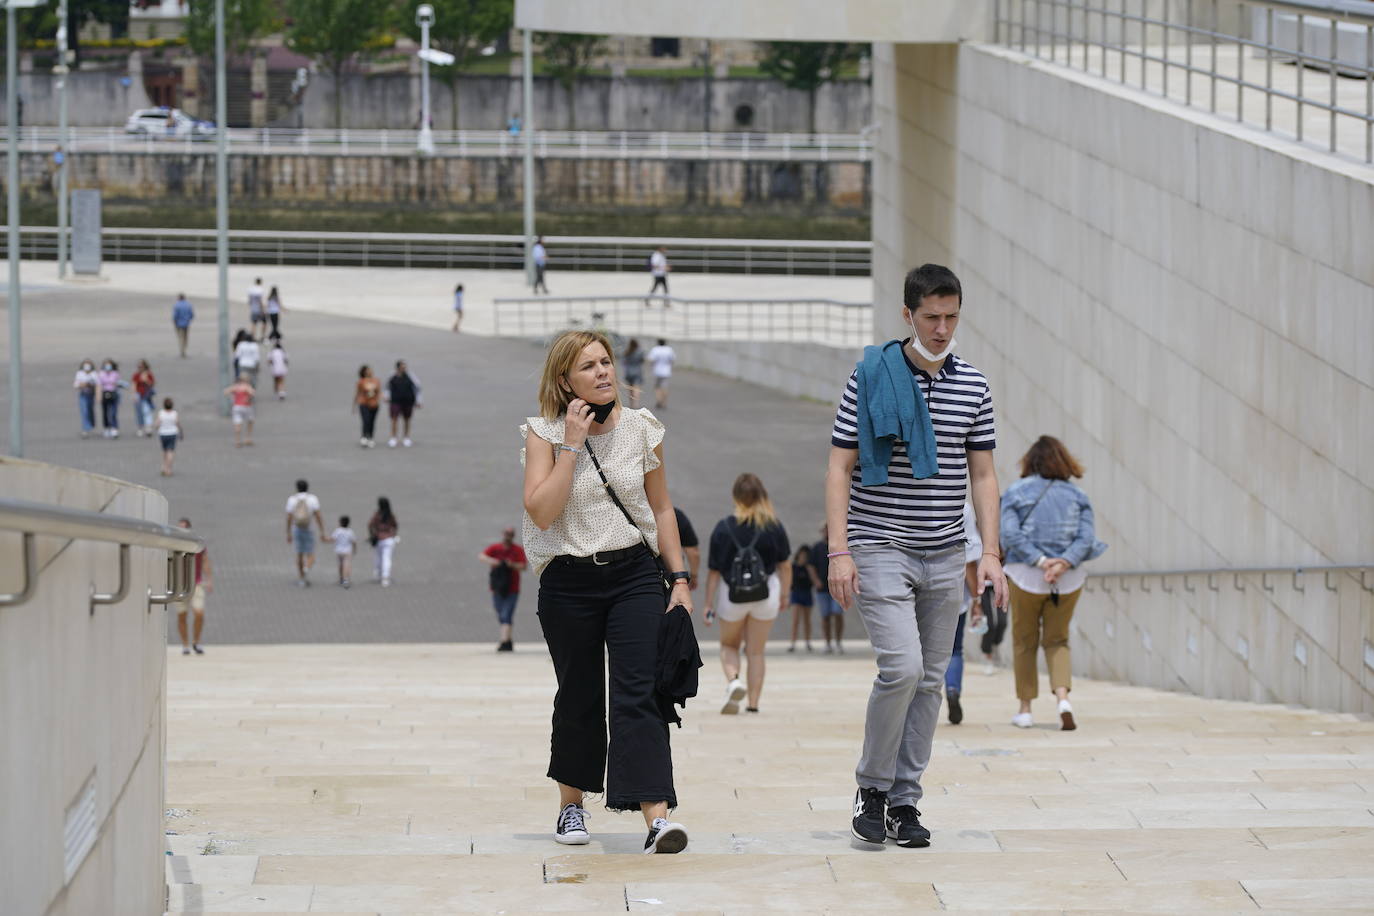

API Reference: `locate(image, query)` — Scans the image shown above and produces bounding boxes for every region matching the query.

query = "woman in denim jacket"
[1000,436,1107,731]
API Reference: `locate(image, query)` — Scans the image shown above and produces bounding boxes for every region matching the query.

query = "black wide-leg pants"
[537,548,677,812]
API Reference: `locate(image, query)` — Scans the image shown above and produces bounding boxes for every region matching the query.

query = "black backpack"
[489,562,512,597]
[726,524,770,603]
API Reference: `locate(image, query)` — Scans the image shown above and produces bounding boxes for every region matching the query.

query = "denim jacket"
[1000,475,1108,568]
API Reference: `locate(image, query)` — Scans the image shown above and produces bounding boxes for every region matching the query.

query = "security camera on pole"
[414,3,454,156]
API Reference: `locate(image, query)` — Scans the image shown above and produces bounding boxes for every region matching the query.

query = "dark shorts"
[492,592,518,625]
[815,592,843,618]
[790,589,813,607]
[389,402,414,420]
[160,434,177,452]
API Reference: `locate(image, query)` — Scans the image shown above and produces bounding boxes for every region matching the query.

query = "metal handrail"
[0,498,203,611]
[1082,561,1373,594]
[992,0,1374,163]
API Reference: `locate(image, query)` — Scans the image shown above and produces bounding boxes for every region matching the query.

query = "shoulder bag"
[583,440,672,605]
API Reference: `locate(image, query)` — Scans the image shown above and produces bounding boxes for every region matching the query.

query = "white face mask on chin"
[906,318,956,362]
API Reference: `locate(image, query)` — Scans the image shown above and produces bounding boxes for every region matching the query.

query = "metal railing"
[1083,561,1373,593]
[491,294,873,347]
[2,227,872,276]
[0,498,204,611]
[993,0,1374,162]
[13,126,873,161]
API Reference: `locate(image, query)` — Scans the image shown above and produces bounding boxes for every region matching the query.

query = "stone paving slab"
[164,644,1374,912]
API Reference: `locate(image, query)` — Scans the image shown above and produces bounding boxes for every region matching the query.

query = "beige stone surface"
[164,644,1374,912]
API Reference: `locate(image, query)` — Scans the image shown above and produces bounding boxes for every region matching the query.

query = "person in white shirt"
[532,237,549,294]
[157,397,183,477]
[452,283,465,333]
[646,338,676,409]
[233,331,262,389]
[73,359,98,438]
[269,340,289,400]
[247,279,267,340]
[331,515,357,588]
[285,479,331,587]
[647,246,670,302]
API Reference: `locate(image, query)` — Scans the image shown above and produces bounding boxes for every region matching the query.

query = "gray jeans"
[853,542,964,808]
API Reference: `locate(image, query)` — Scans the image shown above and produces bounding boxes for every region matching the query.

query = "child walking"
[270,339,289,400]
[157,397,182,477]
[331,515,357,588]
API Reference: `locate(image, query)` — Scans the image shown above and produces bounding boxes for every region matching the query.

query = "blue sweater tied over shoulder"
[854,339,940,487]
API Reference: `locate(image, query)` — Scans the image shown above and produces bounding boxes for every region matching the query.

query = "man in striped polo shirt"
[825,263,1009,848]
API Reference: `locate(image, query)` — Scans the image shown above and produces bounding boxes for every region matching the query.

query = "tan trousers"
[1010,580,1082,701]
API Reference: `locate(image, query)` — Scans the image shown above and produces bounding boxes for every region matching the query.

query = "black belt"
[552,545,649,567]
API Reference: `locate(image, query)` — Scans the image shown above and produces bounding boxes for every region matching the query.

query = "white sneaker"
[554,803,590,845]
[643,817,688,854]
[402,437,413,448]
[721,678,746,715]
[1011,712,1034,728]
[366,439,376,448]
[381,578,391,588]
[983,661,998,676]
[1058,698,1077,731]
[360,437,369,447]
[387,438,398,448]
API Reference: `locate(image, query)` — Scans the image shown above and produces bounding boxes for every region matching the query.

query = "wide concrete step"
[165,644,1374,913]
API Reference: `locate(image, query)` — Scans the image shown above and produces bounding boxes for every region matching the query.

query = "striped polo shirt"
[831,350,996,549]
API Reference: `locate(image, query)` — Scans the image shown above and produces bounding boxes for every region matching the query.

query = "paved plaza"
[164,644,1374,913]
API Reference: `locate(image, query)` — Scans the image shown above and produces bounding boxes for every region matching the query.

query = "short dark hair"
[163,397,173,409]
[903,264,963,310]
[296,479,309,492]
[657,338,667,346]
[177,517,192,527]
[340,515,350,527]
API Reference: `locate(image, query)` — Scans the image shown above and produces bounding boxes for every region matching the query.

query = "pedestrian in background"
[368,497,399,587]
[157,397,182,477]
[788,544,815,653]
[234,332,262,390]
[703,473,791,715]
[480,527,528,652]
[621,339,645,407]
[355,365,381,448]
[675,506,700,589]
[647,246,670,302]
[172,293,194,358]
[809,524,845,653]
[73,358,98,438]
[286,479,330,587]
[132,359,156,437]
[331,515,357,588]
[269,339,289,400]
[266,285,284,339]
[532,236,549,294]
[946,502,990,725]
[97,358,124,439]
[385,360,420,448]
[1002,435,1108,732]
[647,338,675,409]
[452,283,465,333]
[247,277,267,340]
[224,374,256,447]
[174,518,212,655]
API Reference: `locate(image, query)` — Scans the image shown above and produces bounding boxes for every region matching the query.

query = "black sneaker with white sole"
[643,817,688,854]
[947,689,963,725]
[850,787,888,844]
[554,803,590,845]
[885,804,931,848]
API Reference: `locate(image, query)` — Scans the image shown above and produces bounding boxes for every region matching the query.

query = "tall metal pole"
[56,0,69,279]
[7,3,24,456]
[417,18,434,155]
[215,0,230,414]
[522,30,535,286]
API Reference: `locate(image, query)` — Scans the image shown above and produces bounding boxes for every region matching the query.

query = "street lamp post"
[56,0,69,279]
[522,30,535,286]
[416,4,435,155]
[215,0,229,414]
[5,0,46,458]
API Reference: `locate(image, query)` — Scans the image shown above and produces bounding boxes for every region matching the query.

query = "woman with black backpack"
[703,473,791,715]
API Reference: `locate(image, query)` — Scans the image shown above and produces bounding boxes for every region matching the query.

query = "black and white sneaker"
[850,787,887,844]
[643,817,688,854]
[554,803,590,845]
[885,804,931,848]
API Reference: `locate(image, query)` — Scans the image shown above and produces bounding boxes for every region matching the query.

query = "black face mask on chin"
[586,398,616,424]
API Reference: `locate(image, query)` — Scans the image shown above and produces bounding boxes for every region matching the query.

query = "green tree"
[285,0,391,129]
[534,31,605,130]
[401,0,512,130]
[185,0,281,59]
[757,42,861,135]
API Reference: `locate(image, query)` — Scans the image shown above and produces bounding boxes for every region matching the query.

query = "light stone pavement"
[1,266,852,645]
[164,644,1374,913]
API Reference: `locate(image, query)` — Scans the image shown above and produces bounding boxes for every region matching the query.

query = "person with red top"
[131,359,156,437]
[480,526,528,652]
[174,518,213,655]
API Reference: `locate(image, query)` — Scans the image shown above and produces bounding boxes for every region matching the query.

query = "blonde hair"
[537,330,616,420]
[731,473,778,529]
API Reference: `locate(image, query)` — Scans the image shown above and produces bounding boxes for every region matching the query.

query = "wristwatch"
[668,571,691,584]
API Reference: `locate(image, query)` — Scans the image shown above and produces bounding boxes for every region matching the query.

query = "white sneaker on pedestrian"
[1011,712,1033,728]
[983,661,998,676]
[366,439,376,448]
[554,803,590,845]
[402,438,413,448]
[360,437,369,447]
[387,438,398,448]
[721,678,746,715]
[1058,698,1077,731]
[381,578,391,588]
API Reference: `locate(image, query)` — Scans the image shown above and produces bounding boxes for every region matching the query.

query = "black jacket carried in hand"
[655,604,702,728]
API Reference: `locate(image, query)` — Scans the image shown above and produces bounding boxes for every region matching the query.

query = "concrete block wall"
[870,41,1373,713]
[0,458,170,916]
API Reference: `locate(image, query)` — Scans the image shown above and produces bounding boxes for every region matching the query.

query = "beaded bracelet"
[827,551,851,558]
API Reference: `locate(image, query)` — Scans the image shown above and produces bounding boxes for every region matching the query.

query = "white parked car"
[124,107,216,139]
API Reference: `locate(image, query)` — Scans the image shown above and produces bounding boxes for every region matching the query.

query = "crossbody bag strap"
[584,440,656,556]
